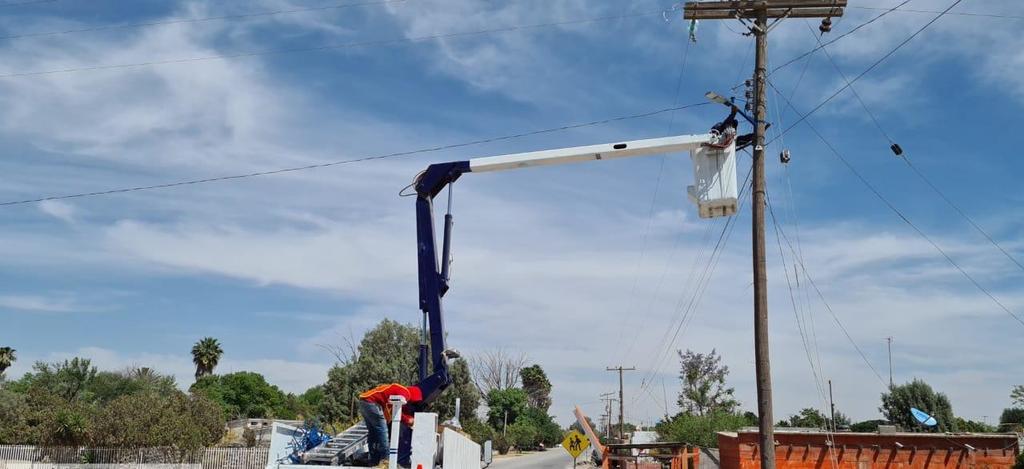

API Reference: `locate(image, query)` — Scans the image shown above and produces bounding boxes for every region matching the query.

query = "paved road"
[490,450,579,469]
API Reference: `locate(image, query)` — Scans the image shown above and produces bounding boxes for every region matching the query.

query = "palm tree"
[191,337,223,379]
[0,347,14,376]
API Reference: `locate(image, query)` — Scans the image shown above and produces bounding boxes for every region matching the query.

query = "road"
[490,450,580,469]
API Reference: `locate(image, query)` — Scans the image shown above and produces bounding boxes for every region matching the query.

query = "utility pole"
[886,337,894,388]
[606,366,636,442]
[600,392,617,440]
[683,3,846,469]
[828,379,835,428]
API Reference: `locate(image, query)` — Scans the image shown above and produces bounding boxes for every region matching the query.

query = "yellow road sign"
[561,430,591,459]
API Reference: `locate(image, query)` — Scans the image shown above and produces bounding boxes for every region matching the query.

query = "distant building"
[718,427,1019,469]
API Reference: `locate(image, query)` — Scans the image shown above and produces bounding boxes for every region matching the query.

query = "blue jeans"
[358,400,389,464]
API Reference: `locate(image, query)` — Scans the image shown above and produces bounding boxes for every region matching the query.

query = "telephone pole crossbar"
[683,3,844,469]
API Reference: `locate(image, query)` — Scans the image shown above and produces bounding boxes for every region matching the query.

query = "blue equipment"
[910,407,938,427]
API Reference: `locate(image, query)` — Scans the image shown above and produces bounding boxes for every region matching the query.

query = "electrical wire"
[765,191,889,387]
[849,5,1024,21]
[619,37,693,360]
[0,102,710,207]
[798,18,1024,277]
[634,162,754,405]
[0,0,407,42]
[768,79,1024,330]
[768,0,966,146]
[0,9,663,79]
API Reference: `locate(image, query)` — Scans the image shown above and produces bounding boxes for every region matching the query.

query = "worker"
[358,383,423,468]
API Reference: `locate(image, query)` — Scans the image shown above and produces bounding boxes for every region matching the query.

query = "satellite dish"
[911,407,938,427]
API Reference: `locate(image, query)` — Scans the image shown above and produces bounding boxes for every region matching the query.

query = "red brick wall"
[718,432,1018,469]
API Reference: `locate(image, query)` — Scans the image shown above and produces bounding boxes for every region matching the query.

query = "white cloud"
[38,200,76,223]
[0,294,88,313]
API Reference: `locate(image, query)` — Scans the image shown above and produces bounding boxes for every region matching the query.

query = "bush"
[493,434,511,454]
[462,418,494,445]
[656,411,751,448]
[507,420,538,451]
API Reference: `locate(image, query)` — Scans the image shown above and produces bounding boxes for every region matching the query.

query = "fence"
[0,446,268,469]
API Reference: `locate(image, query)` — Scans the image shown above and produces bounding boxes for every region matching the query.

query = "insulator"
[780,149,791,164]
[745,103,754,112]
[745,90,754,99]
[745,79,753,89]
[890,143,903,156]
[819,17,833,34]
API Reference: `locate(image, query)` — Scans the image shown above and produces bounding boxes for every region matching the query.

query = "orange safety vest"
[359,383,421,426]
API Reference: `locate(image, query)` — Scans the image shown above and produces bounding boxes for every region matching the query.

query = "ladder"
[303,422,369,465]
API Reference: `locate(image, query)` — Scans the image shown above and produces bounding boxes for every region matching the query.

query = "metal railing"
[0,445,268,469]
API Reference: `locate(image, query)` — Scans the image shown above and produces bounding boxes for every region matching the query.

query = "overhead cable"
[802,20,1024,275]
[768,80,1024,330]
[0,102,709,207]
[769,0,966,146]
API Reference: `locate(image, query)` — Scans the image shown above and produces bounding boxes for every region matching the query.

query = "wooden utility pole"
[606,366,636,442]
[600,392,617,439]
[683,3,845,469]
[828,379,835,427]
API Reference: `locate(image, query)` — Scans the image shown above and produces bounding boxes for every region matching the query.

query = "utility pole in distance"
[886,337,894,388]
[683,3,846,469]
[606,366,636,442]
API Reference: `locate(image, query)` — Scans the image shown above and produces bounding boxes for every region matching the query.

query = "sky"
[1,0,1022,429]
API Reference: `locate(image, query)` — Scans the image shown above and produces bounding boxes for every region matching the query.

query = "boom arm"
[413,133,715,403]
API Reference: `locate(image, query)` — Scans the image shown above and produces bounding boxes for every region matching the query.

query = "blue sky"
[1,0,1022,427]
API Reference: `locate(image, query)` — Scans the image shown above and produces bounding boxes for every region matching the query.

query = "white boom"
[468,133,714,173]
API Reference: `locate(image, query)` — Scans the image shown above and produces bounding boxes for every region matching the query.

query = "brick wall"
[718,431,1018,469]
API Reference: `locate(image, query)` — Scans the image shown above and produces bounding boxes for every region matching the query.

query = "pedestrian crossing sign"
[561,430,590,459]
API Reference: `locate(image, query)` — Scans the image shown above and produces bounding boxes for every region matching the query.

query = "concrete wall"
[718,431,1018,469]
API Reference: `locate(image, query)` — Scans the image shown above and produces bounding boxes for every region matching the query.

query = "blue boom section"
[414,160,471,403]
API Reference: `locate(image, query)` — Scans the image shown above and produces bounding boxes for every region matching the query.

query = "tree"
[433,358,481,424]
[89,367,177,405]
[999,408,1024,432]
[0,347,15,376]
[0,388,30,444]
[506,420,538,451]
[19,358,98,402]
[880,379,956,432]
[520,365,552,411]
[319,319,421,424]
[954,417,994,433]
[656,410,752,448]
[1011,385,1024,407]
[91,391,224,450]
[849,419,886,432]
[676,349,738,416]
[779,407,850,429]
[570,416,600,438]
[190,372,288,419]
[191,337,223,379]
[470,348,527,395]
[486,388,528,430]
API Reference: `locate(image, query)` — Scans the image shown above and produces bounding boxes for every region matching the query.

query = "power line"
[633,162,754,403]
[850,5,1024,20]
[619,37,694,360]
[0,9,662,79]
[0,0,406,42]
[731,0,913,90]
[765,192,888,386]
[0,102,709,207]
[768,80,1024,330]
[769,0,965,146]
[800,19,1024,275]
